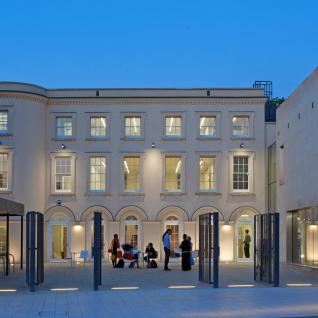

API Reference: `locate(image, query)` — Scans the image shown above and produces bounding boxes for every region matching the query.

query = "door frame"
[235,215,254,262]
[48,219,71,262]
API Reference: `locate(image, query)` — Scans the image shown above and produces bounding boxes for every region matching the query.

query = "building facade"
[0,82,268,263]
[277,67,318,266]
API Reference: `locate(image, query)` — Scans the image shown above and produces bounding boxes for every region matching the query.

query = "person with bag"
[144,243,157,264]
[109,234,120,268]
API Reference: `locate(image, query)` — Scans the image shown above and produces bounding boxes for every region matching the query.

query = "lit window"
[200,116,216,136]
[0,153,8,190]
[0,111,8,133]
[165,116,182,137]
[233,156,249,191]
[55,157,72,192]
[90,117,106,137]
[200,156,216,191]
[125,117,141,137]
[232,116,249,137]
[0,225,6,254]
[89,157,106,192]
[56,117,73,138]
[165,156,182,192]
[123,156,140,192]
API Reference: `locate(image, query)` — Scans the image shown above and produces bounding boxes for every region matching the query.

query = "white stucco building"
[0,82,268,263]
[277,67,318,266]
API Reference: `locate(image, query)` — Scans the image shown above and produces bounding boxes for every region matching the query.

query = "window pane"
[165,116,182,137]
[90,117,106,137]
[200,116,216,136]
[124,156,140,191]
[89,156,106,191]
[55,157,72,192]
[125,117,141,137]
[233,156,249,191]
[0,111,8,133]
[232,116,249,136]
[165,156,182,191]
[56,117,73,137]
[0,153,8,190]
[200,156,216,191]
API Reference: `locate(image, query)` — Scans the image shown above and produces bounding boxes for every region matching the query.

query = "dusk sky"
[1,0,317,98]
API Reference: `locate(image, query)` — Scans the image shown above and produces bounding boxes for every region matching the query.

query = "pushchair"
[121,244,139,268]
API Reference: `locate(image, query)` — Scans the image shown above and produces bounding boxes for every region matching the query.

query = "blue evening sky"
[0,0,317,97]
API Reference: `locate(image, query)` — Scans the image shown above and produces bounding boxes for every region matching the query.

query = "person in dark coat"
[144,243,157,263]
[180,234,191,271]
[110,234,120,267]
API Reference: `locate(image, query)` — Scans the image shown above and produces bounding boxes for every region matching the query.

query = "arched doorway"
[124,216,139,249]
[47,212,72,262]
[80,206,113,260]
[164,216,180,259]
[230,207,259,262]
[157,206,189,262]
[116,206,147,251]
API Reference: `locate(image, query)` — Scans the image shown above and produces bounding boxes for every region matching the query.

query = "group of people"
[109,234,157,268]
[109,230,194,271]
[162,229,193,271]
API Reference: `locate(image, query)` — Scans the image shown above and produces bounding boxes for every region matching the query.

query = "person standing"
[110,234,120,268]
[162,229,172,271]
[180,234,191,271]
[243,229,251,258]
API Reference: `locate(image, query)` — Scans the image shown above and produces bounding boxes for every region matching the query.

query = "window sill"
[161,137,185,141]
[120,137,145,141]
[86,137,110,141]
[160,192,186,196]
[119,192,145,196]
[230,136,255,141]
[195,191,221,196]
[52,137,76,141]
[0,190,13,194]
[0,132,13,137]
[229,192,255,196]
[85,192,110,197]
[50,192,76,196]
[196,136,221,141]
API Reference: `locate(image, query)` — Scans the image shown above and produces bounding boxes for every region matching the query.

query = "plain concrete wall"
[277,66,318,262]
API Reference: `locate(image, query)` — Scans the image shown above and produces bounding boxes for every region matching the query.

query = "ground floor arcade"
[34,204,259,263]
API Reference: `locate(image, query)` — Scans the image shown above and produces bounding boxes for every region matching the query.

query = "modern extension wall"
[277,67,318,263]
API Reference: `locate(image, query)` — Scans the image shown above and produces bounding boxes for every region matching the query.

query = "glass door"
[237,215,254,262]
[51,224,69,260]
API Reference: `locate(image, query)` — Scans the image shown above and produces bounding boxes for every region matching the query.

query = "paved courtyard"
[1,263,318,317]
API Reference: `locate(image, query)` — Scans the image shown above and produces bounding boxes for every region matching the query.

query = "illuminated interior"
[199,156,216,191]
[288,208,318,266]
[123,156,140,191]
[165,156,181,191]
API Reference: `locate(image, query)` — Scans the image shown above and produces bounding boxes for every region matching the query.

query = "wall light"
[73,222,82,231]
[60,144,66,149]
[240,143,245,149]
[151,142,156,149]
[223,220,231,230]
